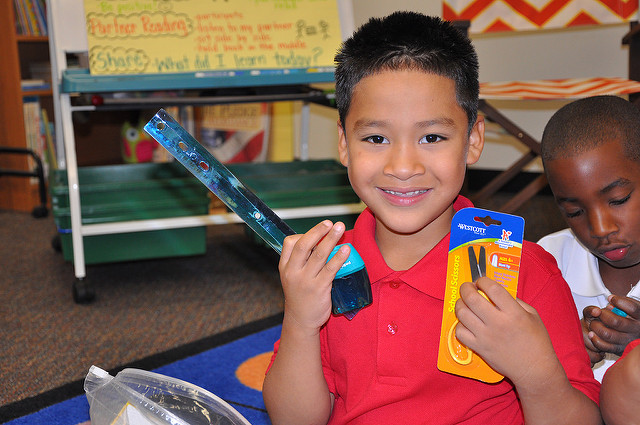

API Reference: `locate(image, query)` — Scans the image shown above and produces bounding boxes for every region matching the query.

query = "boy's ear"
[466,116,485,166]
[337,120,349,167]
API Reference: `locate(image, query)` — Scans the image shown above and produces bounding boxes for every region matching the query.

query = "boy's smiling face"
[338,69,483,245]
[546,138,640,272]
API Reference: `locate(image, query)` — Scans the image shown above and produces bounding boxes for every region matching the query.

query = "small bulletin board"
[83,0,343,76]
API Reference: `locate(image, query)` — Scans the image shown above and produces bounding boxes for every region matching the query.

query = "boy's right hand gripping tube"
[144,109,372,319]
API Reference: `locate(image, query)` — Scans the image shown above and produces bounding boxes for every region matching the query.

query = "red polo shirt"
[272,196,600,424]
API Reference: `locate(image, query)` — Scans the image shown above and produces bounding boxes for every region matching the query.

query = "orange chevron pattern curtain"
[479,77,640,99]
[443,0,638,33]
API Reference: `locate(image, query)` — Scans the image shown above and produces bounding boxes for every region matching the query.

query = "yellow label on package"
[437,207,524,383]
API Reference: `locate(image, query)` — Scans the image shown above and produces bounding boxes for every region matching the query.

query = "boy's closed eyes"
[555,179,634,219]
[561,198,632,220]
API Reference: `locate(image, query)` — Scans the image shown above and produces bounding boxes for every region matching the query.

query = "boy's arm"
[600,341,640,425]
[456,278,602,425]
[262,221,348,425]
[263,317,333,425]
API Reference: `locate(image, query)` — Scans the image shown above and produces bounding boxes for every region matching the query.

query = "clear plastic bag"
[84,365,252,425]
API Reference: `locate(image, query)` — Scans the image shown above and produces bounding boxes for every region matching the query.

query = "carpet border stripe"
[0,312,283,423]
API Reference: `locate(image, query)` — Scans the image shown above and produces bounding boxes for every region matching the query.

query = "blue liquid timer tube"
[144,109,371,318]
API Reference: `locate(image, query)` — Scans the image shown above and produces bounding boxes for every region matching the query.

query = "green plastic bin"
[227,160,360,237]
[51,162,210,264]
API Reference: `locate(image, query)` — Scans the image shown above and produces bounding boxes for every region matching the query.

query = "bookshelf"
[0,0,53,213]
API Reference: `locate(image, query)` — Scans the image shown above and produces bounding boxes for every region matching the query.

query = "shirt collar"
[350,195,473,300]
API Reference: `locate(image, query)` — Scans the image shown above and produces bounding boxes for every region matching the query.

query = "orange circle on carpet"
[236,351,274,391]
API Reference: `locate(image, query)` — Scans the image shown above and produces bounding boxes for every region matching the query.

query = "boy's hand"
[586,296,640,357]
[455,277,560,387]
[580,313,605,366]
[279,220,349,334]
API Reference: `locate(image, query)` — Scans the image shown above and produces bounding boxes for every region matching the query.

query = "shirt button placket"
[377,278,405,379]
[386,280,401,335]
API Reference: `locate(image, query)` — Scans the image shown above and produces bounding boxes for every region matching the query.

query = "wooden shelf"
[22,88,53,97]
[0,1,52,213]
[16,35,48,42]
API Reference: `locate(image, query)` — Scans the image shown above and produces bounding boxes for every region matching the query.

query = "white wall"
[304,0,633,172]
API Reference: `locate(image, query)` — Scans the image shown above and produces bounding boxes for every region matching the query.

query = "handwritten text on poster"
[83,0,342,75]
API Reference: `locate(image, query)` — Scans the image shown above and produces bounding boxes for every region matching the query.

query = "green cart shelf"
[227,159,361,240]
[51,162,210,265]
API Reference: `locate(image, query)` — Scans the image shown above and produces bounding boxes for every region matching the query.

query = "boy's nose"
[383,145,425,180]
[588,209,618,240]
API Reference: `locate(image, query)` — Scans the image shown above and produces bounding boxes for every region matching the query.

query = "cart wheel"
[31,205,48,218]
[51,234,62,252]
[73,279,96,304]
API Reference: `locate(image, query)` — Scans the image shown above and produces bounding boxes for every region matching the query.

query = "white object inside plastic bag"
[84,365,252,425]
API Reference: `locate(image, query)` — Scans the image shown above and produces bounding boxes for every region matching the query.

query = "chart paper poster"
[83,0,342,75]
[443,0,638,33]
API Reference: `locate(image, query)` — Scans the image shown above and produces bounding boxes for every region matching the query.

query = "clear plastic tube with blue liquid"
[144,109,371,319]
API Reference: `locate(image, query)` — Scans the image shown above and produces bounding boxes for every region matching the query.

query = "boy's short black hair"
[334,12,479,133]
[541,95,640,163]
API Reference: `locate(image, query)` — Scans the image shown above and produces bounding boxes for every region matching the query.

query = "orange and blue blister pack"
[437,207,525,383]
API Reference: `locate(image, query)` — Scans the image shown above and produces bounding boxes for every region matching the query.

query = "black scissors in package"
[468,245,486,282]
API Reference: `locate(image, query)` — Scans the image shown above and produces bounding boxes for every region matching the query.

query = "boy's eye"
[364,135,389,144]
[419,134,444,144]
[610,193,631,206]
[565,210,583,219]
[362,134,444,144]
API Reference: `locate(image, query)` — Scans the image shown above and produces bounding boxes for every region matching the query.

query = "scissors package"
[437,207,525,383]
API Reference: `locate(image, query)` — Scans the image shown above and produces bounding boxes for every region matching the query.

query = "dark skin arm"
[585,296,640,357]
[600,342,640,425]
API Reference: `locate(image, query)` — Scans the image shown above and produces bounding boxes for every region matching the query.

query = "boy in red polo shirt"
[262,12,601,424]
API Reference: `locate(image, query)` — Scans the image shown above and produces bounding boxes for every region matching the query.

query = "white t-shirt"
[538,228,640,382]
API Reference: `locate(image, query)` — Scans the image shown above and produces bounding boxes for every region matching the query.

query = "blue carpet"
[4,319,282,425]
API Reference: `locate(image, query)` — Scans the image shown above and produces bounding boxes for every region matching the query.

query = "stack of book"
[21,79,50,91]
[23,96,56,179]
[13,0,47,36]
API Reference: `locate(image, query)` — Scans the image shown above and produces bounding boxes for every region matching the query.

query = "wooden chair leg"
[473,99,545,211]
[499,173,549,213]
[470,150,538,205]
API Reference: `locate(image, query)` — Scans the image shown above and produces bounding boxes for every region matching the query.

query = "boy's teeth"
[384,189,425,196]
